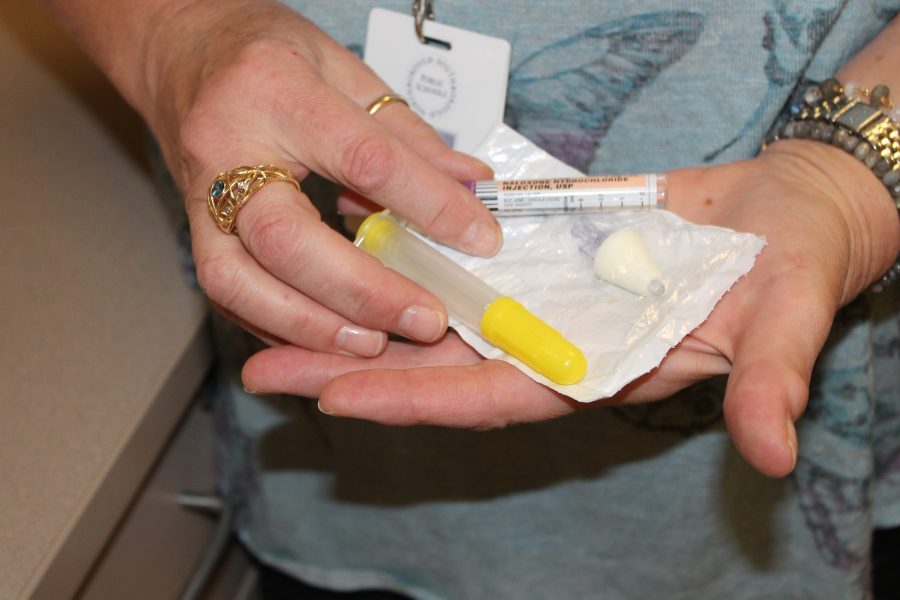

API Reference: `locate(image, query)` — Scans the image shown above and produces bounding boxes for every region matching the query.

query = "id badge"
[364,7,510,152]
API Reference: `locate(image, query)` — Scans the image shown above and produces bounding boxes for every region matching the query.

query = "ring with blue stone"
[207,165,301,234]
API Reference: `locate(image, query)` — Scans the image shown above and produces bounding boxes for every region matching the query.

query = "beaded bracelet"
[763,78,900,291]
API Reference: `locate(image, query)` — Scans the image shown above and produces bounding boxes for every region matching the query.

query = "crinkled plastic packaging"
[424,124,766,402]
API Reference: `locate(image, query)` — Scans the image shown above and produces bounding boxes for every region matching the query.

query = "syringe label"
[477,174,658,212]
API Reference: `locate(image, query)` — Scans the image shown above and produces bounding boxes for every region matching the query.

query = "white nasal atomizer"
[571,217,665,297]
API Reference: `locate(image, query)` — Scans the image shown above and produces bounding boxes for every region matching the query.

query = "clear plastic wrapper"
[422,124,767,401]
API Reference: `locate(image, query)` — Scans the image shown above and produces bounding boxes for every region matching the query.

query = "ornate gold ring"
[207,165,300,234]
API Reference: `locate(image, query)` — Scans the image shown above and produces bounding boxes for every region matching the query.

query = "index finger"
[282,76,502,257]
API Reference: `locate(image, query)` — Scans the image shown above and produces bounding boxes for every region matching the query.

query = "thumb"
[722,278,836,478]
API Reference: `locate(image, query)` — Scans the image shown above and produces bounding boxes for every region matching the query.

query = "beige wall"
[0,2,228,597]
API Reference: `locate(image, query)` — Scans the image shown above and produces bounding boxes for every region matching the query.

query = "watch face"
[835,102,882,131]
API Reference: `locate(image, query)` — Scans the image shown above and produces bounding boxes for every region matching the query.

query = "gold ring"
[366,93,409,115]
[207,165,300,234]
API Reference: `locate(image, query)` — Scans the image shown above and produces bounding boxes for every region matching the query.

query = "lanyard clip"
[412,0,435,44]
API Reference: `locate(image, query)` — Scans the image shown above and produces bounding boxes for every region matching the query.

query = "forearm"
[42,0,342,186]
[41,0,295,134]
[42,0,177,117]
[837,15,900,93]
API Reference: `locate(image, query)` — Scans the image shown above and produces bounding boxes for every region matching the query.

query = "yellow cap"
[481,297,587,385]
[354,211,396,254]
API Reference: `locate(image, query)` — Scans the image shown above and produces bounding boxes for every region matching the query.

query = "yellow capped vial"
[355,211,587,385]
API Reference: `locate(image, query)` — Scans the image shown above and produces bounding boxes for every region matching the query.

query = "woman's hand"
[46,0,499,356]
[161,1,502,356]
[242,138,899,479]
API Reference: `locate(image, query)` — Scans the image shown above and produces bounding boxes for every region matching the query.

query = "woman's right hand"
[67,0,499,355]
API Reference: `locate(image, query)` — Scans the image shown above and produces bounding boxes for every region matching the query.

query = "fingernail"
[399,305,446,342]
[335,325,386,357]
[318,401,338,416]
[460,219,502,256]
[242,387,276,397]
[786,417,798,471]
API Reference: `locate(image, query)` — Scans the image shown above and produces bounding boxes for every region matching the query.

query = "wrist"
[138,0,230,134]
[762,74,900,295]
[760,138,900,302]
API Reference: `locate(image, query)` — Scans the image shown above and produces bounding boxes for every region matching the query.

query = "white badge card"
[365,8,510,153]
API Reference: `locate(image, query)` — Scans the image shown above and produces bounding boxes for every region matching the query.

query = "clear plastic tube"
[354,211,587,385]
[355,212,497,331]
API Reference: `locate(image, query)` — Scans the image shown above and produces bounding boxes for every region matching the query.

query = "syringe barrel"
[471,173,667,215]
